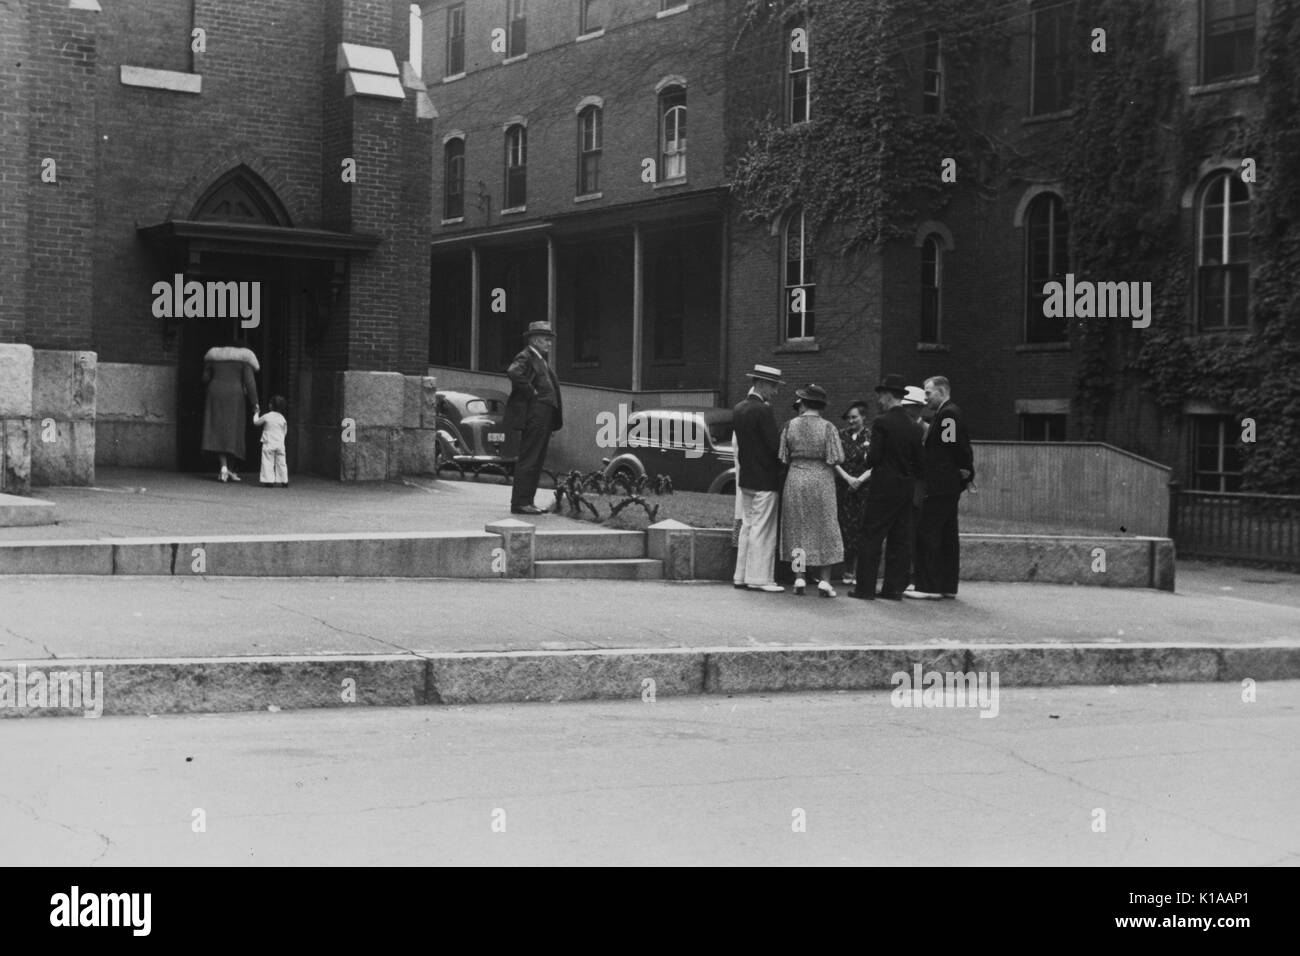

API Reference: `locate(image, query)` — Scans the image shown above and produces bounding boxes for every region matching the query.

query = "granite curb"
[2,642,1294,718]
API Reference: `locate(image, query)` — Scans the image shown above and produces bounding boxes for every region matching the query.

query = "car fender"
[603,452,646,480]
[707,467,736,495]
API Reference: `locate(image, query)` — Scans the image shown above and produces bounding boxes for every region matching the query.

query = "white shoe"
[793,577,806,595]
[818,580,836,598]
[747,583,785,592]
[903,590,942,600]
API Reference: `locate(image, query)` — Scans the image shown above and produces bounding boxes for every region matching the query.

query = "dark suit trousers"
[915,493,961,594]
[512,403,555,508]
[856,492,914,596]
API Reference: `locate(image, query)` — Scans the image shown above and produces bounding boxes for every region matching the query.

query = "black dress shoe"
[878,591,903,601]
[511,505,545,515]
[848,590,875,601]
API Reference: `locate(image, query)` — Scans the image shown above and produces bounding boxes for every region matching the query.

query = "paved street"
[1,682,1294,866]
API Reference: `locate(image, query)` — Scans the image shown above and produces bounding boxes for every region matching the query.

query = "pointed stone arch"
[191,165,292,225]
[167,150,308,226]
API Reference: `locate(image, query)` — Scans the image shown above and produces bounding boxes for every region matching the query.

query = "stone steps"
[534,558,664,580]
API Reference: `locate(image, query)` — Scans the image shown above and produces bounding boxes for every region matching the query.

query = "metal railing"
[1168,483,1300,567]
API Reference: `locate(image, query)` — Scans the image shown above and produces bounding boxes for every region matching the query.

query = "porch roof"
[136,219,383,262]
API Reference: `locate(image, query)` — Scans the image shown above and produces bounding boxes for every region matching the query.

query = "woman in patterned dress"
[835,401,872,585]
[779,384,858,597]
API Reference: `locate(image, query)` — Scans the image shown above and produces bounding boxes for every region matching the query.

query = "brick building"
[1,0,435,492]
[0,0,1281,494]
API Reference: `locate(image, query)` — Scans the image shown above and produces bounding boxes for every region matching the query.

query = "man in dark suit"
[732,364,785,592]
[505,321,564,515]
[851,374,925,600]
[907,375,974,599]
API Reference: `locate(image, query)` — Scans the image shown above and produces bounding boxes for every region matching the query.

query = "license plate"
[488,432,505,443]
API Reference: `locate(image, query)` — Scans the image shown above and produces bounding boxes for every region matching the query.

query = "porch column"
[632,223,643,392]
[470,244,480,371]
[546,235,557,366]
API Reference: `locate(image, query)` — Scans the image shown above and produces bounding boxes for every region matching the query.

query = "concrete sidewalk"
[0,467,588,540]
[0,566,1296,715]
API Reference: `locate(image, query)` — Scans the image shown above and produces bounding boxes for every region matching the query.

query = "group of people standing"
[732,364,974,601]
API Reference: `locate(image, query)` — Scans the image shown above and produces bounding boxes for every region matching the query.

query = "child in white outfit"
[253,395,289,487]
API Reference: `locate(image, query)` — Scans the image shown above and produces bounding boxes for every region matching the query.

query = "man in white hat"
[733,365,786,592]
[505,321,564,515]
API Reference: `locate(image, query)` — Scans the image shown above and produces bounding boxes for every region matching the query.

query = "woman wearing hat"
[779,384,852,597]
[835,400,873,586]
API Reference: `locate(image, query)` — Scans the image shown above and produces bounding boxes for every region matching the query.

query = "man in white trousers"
[732,364,785,592]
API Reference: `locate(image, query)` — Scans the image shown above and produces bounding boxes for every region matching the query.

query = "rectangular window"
[1025,196,1069,343]
[1031,1,1075,115]
[785,209,815,340]
[1020,414,1066,442]
[444,139,465,220]
[507,0,527,58]
[578,108,602,195]
[660,87,687,181]
[920,237,941,343]
[1203,0,1256,82]
[581,0,605,35]
[1198,173,1251,330]
[788,20,810,124]
[446,4,465,77]
[1191,415,1244,491]
[505,127,527,209]
[923,30,942,115]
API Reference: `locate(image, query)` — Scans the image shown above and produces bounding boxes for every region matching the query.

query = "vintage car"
[434,387,518,479]
[601,406,736,494]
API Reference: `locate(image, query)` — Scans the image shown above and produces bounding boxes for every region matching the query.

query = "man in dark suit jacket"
[907,375,974,598]
[732,364,785,592]
[852,374,926,600]
[505,321,564,515]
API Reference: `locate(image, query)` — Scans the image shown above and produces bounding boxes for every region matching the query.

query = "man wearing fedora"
[505,321,564,515]
[851,373,926,600]
[733,364,786,592]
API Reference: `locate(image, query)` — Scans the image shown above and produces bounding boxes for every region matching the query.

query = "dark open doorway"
[177,258,289,474]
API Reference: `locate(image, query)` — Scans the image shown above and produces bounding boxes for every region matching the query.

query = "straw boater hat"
[901,385,927,406]
[523,321,557,338]
[874,373,907,397]
[745,364,785,384]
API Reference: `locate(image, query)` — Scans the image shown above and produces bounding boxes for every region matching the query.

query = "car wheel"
[436,461,465,480]
[474,463,510,484]
[609,464,639,495]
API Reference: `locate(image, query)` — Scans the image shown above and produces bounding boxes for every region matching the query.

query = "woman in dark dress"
[201,341,260,482]
[835,400,872,585]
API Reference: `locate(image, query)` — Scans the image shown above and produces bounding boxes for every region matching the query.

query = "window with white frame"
[1202,0,1256,83]
[920,234,942,343]
[446,4,465,77]
[659,86,686,181]
[1031,0,1075,115]
[923,30,943,115]
[444,137,465,220]
[581,0,606,35]
[1191,414,1244,491]
[784,207,815,340]
[788,18,810,124]
[1198,170,1250,330]
[504,125,527,209]
[1025,193,1069,343]
[577,105,602,195]
[506,0,527,58]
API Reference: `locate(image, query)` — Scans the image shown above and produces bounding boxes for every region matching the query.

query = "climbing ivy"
[730,0,1009,252]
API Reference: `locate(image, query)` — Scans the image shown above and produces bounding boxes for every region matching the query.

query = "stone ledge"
[0,494,57,528]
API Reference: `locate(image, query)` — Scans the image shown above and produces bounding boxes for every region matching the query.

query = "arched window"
[1198,170,1250,330]
[920,234,943,343]
[444,138,465,220]
[787,18,810,124]
[1025,193,1069,343]
[659,86,686,181]
[504,124,527,209]
[784,207,815,340]
[577,105,602,195]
